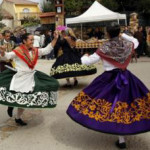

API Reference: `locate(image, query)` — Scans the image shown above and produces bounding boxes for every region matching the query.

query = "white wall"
[29,0,40,2]
[0,0,49,10]
[0,19,13,28]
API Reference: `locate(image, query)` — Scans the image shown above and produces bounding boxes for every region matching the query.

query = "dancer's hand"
[0,45,6,51]
[51,31,59,48]
[84,53,89,57]
[0,46,6,56]
[0,50,5,56]
[53,31,59,39]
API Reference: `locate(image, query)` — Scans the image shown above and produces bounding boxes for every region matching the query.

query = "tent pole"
[117,19,120,24]
[81,24,83,39]
[125,19,127,26]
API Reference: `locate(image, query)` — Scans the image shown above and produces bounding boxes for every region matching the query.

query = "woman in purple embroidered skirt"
[67,23,150,149]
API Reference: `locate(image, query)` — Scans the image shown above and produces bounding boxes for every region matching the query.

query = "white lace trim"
[0,87,57,108]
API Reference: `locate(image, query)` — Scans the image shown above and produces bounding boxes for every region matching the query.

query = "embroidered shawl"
[96,38,134,70]
[13,45,38,69]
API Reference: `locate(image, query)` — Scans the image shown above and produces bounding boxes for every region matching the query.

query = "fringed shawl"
[13,45,38,69]
[96,38,134,70]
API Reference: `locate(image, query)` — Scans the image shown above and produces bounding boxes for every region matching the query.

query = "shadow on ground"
[49,113,149,150]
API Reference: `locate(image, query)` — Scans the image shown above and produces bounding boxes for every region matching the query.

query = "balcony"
[16,12,41,20]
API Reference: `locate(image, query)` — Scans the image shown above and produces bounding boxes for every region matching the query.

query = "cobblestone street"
[0,58,150,150]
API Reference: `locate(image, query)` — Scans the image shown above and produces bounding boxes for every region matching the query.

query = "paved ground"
[0,57,150,150]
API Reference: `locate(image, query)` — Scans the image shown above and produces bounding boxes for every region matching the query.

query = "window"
[57,7,62,13]
[23,8,30,13]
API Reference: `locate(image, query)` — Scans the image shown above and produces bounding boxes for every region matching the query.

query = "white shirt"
[81,34,139,71]
[0,43,53,93]
[33,35,41,48]
[40,34,45,47]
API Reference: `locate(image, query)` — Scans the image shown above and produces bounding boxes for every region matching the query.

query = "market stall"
[66,1,127,39]
[75,38,107,54]
[76,39,106,48]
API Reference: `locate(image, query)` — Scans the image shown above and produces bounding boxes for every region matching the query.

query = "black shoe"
[74,80,78,86]
[115,140,127,149]
[15,118,27,126]
[63,84,72,88]
[7,107,14,117]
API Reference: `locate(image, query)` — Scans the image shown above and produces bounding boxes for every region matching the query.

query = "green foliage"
[101,0,119,11]
[116,0,150,14]
[65,0,83,16]
[0,7,5,29]
[41,0,55,12]
[64,0,150,18]
[138,0,150,14]
[0,8,3,21]
[23,22,39,27]
[0,23,6,29]
[116,0,138,11]
[22,16,40,27]
[64,0,119,16]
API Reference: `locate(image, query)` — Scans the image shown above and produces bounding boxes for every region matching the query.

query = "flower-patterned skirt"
[67,69,150,135]
[0,69,59,108]
[50,51,97,79]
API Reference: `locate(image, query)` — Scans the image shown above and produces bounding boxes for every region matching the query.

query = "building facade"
[1,0,41,28]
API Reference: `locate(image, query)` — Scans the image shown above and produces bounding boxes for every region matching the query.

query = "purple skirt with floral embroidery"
[67,69,150,135]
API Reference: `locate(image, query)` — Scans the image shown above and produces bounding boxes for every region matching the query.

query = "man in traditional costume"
[0,30,16,118]
[0,30,15,72]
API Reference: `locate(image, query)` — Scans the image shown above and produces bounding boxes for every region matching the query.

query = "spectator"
[43,30,54,59]
[123,26,131,35]
[93,27,104,39]
[0,33,3,40]
[33,31,41,48]
[142,26,148,56]
[134,26,143,58]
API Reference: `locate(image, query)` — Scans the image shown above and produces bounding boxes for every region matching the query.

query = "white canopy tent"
[66,1,126,25]
[66,1,127,39]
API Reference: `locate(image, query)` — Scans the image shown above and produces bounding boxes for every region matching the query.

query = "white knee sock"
[119,136,125,143]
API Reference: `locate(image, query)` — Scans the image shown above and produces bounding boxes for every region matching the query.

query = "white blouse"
[81,33,139,71]
[0,43,53,93]
[33,35,41,48]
